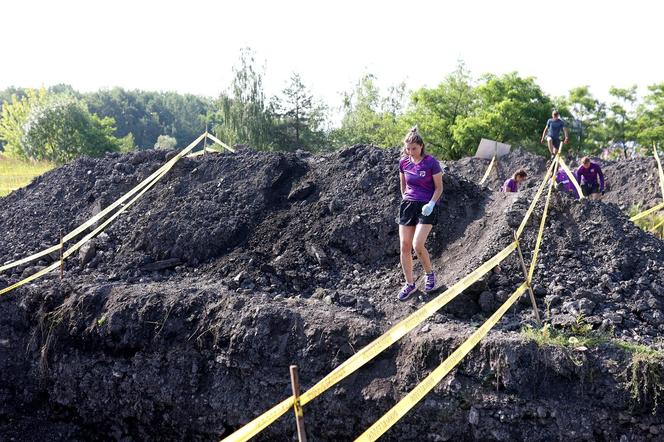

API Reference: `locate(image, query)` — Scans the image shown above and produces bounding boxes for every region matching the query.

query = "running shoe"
[398,282,417,301]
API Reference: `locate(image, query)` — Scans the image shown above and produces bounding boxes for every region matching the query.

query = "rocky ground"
[1,145,663,441]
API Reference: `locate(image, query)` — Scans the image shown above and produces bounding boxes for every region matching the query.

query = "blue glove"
[421,201,436,216]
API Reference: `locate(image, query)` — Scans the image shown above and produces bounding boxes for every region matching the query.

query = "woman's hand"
[421,201,436,216]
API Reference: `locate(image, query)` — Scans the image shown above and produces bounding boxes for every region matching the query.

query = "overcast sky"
[1,0,660,110]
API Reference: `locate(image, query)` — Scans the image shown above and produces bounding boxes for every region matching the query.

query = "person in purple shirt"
[397,126,443,301]
[501,169,527,193]
[576,156,605,200]
[555,169,579,198]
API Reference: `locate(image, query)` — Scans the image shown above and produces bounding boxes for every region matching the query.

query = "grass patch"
[0,154,53,196]
[629,204,664,239]
[522,317,664,412]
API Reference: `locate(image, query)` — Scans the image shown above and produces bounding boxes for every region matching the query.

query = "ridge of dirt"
[1,145,664,441]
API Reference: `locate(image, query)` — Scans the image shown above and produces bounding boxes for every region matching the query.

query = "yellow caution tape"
[356,157,560,441]
[0,144,179,296]
[654,145,664,199]
[515,159,556,239]
[220,242,517,442]
[293,399,304,418]
[354,283,528,442]
[0,133,207,274]
[527,158,558,282]
[630,201,664,222]
[222,155,556,442]
[479,155,495,185]
[557,157,585,200]
[222,396,293,442]
[651,217,664,232]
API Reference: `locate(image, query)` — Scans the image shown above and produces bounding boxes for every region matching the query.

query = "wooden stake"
[203,123,208,156]
[513,231,540,322]
[289,365,308,442]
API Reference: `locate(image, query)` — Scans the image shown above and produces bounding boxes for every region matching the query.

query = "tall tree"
[605,85,637,155]
[0,88,49,157]
[331,74,407,148]
[450,73,554,157]
[403,62,476,159]
[214,48,273,149]
[21,95,119,163]
[634,83,664,148]
[271,73,328,151]
[565,86,605,153]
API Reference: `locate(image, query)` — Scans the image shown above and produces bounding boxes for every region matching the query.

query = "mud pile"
[1,145,663,441]
[442,149,548,192]
[602,156,663,210]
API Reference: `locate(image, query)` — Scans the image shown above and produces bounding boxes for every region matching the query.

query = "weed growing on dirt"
[627,352,664,414]
[629,204,664,239]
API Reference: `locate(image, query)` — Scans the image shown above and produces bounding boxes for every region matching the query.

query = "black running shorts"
[398,200,439,226]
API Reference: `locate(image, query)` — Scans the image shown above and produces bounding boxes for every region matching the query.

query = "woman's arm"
[400,172,406,198]
[431,172,443,201]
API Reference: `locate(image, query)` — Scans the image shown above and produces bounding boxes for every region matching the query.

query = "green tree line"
[1,50,663,164]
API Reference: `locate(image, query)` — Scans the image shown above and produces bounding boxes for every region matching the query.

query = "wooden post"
[289,365,307,442]
[59,230,64,281]
[203,123,208,156]
[513,231,541,322]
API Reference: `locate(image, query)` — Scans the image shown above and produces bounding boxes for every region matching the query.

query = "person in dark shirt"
[576,156,605,200]
[540,111,569,157]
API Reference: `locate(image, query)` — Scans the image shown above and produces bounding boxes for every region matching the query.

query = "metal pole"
[289,365,308,442]
[513,231,541,322]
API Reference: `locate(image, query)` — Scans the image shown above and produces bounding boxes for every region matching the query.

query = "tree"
[634,83,664,148]
[331,74,407,148]
[154,134,177,149]
[605,86,637,155]
[271,73,328,151]
[21,95,119,163]
[451,72,554,157]
[119,133,137,153]
[402,62,476,159]
[0,88,48,157]
[214,48,273,149]
[564,86,605,153]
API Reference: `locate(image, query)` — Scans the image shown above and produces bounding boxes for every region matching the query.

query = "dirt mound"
[442,149,548,192]
[1,145,664,441]
[602,156,663,210]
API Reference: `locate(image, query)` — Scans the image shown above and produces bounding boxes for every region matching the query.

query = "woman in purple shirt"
[397,127,444,301]
[576,156,605,200]
[501,169,527,193]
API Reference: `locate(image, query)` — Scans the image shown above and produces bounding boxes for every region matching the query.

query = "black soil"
[1,146,663,441]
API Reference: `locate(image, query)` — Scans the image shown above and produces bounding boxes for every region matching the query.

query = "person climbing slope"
[555,168,579,198]
[540,110,569,157]
[397,126,443,301]
[501,169,527,193]
[576,156,605,200]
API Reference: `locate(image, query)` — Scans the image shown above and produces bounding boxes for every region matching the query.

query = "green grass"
[0,154,53,196]
[522,318,664,412]
[629,204,664,239]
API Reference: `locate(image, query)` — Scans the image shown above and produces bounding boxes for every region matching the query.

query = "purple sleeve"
[399,158,405,173]
[576,166,585,183]
[430,157,442,175]
[597,165,605,191]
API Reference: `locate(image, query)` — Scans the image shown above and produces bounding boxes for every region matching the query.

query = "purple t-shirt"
[576,162,605,191]
[399,154,442,203]
[556,169,579,197]
[502,178,518,193]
